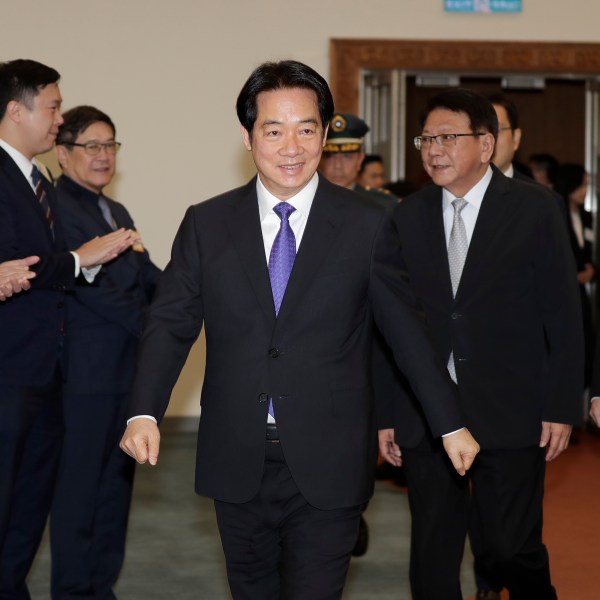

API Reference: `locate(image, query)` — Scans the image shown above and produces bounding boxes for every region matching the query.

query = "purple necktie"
[267,202,296,419]
[269,202,297,316]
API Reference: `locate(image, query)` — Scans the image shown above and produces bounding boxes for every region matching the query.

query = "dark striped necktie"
[31,165,54,238]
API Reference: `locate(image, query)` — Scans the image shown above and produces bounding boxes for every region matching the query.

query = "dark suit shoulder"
[188,178,256,214]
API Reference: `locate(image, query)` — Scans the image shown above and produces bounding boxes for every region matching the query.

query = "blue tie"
[269,202,297,316]
[267,202,296,419]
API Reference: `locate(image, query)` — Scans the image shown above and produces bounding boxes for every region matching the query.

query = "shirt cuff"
[70,252,102,282]
[442,427,465,437]
[127,415,158,425]
[70,251,81,277]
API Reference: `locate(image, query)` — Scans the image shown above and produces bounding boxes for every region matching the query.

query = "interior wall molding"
[330,39,600,112]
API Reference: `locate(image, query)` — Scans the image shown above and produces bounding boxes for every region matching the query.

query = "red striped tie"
[31,165,54,237]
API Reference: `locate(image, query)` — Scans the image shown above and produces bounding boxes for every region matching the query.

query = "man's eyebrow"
[261,118,319,126]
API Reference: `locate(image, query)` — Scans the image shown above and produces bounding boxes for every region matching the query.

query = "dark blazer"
[55,175,161,395]
[378,167,583,450]
[128,176,463,510]
[0,147,75,387]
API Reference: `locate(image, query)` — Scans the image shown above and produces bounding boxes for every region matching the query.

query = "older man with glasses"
[51,105,161,599]
[378,88,582,600]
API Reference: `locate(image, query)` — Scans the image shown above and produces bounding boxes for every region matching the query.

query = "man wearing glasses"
[52,106,161,599]
[377,88,582,599]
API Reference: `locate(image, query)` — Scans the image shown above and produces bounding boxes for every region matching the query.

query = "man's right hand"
[442,428,480,476]
[76,228,140,268]
[120,418,161,466]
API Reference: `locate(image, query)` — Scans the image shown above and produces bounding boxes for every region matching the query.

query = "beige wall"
[2,0,598,416]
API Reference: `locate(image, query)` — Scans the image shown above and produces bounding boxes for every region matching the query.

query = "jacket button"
[268,348,280,358]
[258,393,268,403]
[451,312,460,320]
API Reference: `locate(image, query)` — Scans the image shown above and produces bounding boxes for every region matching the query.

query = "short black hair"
[419,88,498,140]
[529,153,559,182]
[359,154,383,174]
[487,93,519,130]
[236,60,334,137]
[0,59,60,121]
[57,105,116,145]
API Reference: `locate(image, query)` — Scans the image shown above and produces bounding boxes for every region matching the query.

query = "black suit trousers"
[50,391,135,599]
[214,440,363,600]
[0,367,63,599]
[402,436,556,600]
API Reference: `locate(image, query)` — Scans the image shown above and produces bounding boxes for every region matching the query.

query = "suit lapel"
[421,186,455,305]
[227,179,277,325]
[78,191,114,234]
[455,169,512,301]
[0,149,55,246]
[275,178,344,324]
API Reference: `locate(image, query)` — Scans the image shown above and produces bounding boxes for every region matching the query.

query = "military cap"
[323,113,370,153]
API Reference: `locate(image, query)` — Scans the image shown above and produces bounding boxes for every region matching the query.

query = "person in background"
[357,154,387,190]
[553,163,595,388]
[0,59,136,598]
[319,113,397,212]
[51,105,161,599]
[529,153,559,189]
[378,88,582,600]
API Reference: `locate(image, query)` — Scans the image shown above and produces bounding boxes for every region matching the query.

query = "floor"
[27,429,600,599]
[26,431,478,598]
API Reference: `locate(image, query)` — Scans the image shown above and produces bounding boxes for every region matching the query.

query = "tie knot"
[31,165,41,186]
[452,198,467,213]
[273,202,296,222]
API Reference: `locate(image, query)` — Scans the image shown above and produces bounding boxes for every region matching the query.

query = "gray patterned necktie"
[448,198,468,297]
[447,198,468,383]
[98,196,117,230]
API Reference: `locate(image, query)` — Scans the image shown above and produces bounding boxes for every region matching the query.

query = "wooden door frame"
[330,39,600,112]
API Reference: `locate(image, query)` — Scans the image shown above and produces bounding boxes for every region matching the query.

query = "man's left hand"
[442,428,480,476]
[539,421,572,461]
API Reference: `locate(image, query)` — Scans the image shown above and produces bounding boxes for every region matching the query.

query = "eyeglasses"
[413,133,484,150]
[63,141,122,155]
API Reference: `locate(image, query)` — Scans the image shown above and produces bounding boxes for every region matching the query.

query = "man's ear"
[512,127,522,152]
[6,100,23,123]
[240,125,252,151]
[55,145,68,169]
[481,132,495,162]
[322,124,329,147]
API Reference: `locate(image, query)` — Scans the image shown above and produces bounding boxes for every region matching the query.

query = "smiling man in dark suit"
[0,59,136,598]
[378,88,583,600]
[119,60,480,599]
[51,105,161,599]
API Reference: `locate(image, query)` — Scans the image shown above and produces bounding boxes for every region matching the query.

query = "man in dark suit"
[0,59,137,598]
[51,106,161,599]
[120,60,480,599]
[378,88,583,599]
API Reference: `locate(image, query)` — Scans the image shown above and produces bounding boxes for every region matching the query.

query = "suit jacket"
[55,175,161,395]
[0,147,75,387]
[378,167,584,450]
[128,176,463,509]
